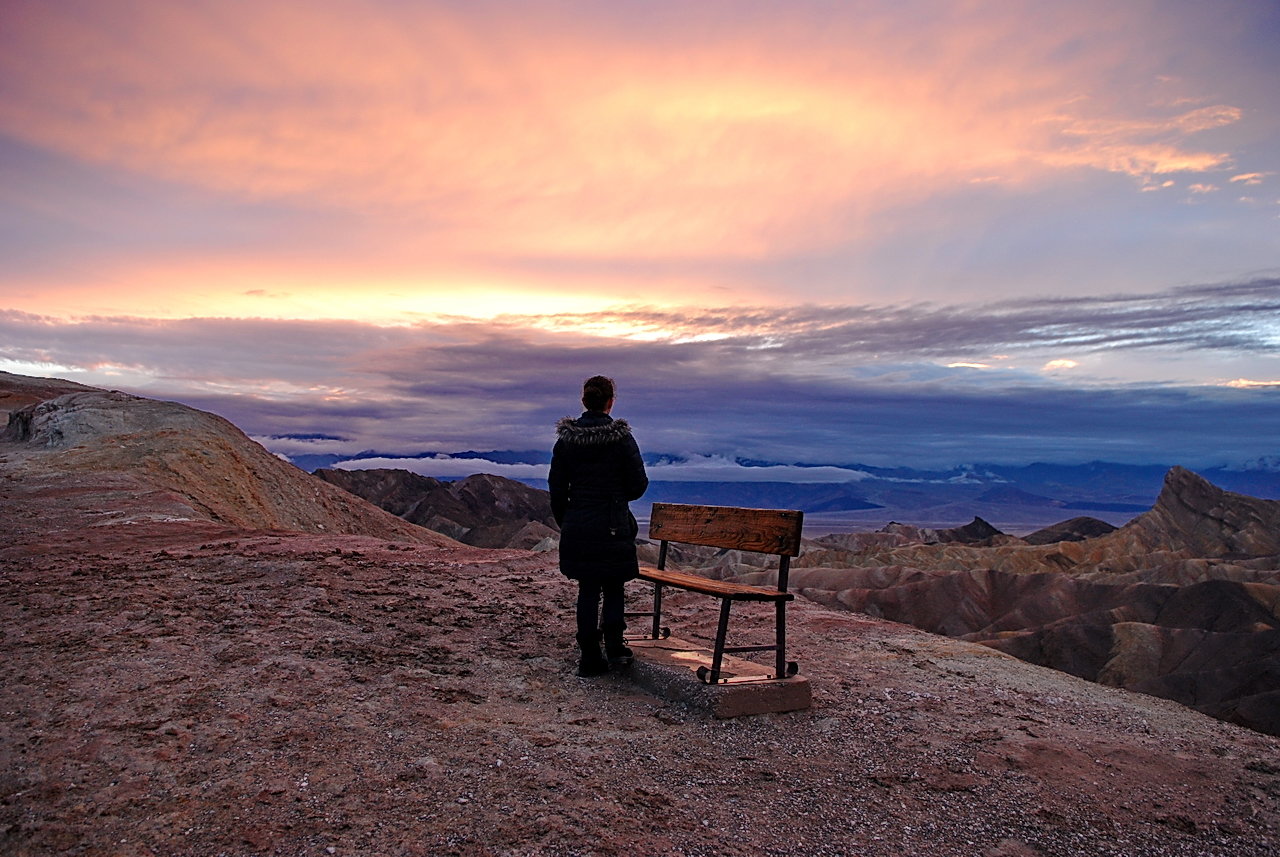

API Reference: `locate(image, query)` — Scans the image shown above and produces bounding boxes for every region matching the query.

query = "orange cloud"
[0,248,724,324]
[0,0,1250,272]
[1040,105,1238,177]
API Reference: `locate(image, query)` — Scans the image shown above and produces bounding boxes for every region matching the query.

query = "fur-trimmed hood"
[556,415,633,446]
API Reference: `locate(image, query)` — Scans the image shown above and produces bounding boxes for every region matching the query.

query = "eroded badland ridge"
[701,468,1280,738]
[2,371,1279,857]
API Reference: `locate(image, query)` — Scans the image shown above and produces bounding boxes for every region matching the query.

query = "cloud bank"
[3,280,1278,469]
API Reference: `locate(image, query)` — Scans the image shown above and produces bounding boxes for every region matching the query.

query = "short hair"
[581,375,616,411]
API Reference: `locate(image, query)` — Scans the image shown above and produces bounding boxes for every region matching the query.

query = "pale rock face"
[0,369,99,420]
[2,380,450,544]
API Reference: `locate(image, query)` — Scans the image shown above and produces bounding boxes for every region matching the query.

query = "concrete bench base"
[626,636,812,718]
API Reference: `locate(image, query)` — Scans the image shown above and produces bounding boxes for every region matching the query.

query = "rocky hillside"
[703,468,1280,736]
[314,467,559,549]
[0,372,451,545]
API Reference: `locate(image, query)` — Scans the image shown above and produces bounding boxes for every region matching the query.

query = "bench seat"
[638,566,794,602]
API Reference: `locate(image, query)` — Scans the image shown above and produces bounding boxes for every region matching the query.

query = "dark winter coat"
[548,411,649,582]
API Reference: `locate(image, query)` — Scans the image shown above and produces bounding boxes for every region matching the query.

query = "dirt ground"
[3,510,1280,857]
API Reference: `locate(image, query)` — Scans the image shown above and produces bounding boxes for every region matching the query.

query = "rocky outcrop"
[309,467,468,521]
[0,370,98,420]
[1105,466,1280,557]
[315,468,558,549]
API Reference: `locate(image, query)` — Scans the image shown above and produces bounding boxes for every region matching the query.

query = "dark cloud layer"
[3,280,1278,467]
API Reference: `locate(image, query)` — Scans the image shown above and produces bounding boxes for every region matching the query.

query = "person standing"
[548,376,649,676]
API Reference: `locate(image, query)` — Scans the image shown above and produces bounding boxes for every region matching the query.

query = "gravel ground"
[3,520,1279,857]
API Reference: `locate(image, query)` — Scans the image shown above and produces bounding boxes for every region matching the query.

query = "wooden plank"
[648,503,804,556]
[638,566,793,602]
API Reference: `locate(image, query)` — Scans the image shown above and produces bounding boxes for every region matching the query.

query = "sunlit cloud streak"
[4,280,1276,383]
[1226,379,1280,389]
[497,278,1280,358]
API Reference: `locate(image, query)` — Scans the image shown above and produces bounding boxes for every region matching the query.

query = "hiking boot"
[602,622,633,667]
[576,631,610,677]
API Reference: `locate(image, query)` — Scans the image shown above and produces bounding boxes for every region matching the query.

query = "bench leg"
[775,599,787,680]
[651,584,664,640]
[708,598,733,683]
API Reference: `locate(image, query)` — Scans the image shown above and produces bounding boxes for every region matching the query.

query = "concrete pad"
[624,636,812,718]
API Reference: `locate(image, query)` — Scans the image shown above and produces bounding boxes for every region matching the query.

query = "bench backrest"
[648,502,804,557]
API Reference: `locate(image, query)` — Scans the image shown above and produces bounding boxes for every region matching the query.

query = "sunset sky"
[2,0,1278,474]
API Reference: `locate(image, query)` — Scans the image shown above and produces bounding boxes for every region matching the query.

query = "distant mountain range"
[284,447,1280,534]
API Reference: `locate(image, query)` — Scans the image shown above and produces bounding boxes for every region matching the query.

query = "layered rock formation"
[879,516,1007,545]
[314,467,559,549]
[1104,465,1280,557]
[790,469,1280,582]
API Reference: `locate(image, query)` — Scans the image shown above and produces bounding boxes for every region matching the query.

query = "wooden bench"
[628,502,804,685]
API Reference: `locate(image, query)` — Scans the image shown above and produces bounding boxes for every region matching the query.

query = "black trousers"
[576,578,626,638]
